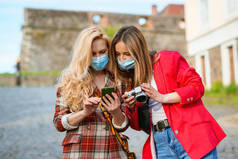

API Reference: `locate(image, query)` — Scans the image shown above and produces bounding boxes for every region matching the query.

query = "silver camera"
[125,86,148,103]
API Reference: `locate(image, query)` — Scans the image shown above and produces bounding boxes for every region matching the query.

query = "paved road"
[0,87,237,159]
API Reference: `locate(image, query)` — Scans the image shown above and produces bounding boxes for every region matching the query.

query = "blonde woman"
[53,26,128,159]
[110,26,226,159]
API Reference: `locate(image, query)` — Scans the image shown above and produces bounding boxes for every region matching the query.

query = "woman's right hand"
[122,93,136,110]
[67,97,100,127]
[82,97,101,116]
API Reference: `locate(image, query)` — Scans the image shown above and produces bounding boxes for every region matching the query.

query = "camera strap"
[98,102,136,159]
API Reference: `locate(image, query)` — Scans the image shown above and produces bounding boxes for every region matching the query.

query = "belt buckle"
[157,127,165,132]
[155,120,165,132]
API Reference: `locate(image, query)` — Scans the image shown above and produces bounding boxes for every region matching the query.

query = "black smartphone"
[101,86,115,98]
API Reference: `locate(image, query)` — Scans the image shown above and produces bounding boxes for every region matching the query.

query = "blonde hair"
[57,26,110,112]
[110,26,153,87]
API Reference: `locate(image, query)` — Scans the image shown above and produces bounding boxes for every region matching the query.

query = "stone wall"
[20,75,59,86]
[19,8,186,86]
[0,76,17,86]
[21,27,77,72]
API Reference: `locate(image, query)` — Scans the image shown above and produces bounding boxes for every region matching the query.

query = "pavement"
[0,87,237,159]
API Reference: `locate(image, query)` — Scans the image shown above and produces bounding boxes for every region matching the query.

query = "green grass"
[203,96,238,106]
[21,71,61,76]
[203,82,238,106]
[0,71,61,76]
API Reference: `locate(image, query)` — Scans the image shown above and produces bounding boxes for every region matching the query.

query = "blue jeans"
[153,128,217,159]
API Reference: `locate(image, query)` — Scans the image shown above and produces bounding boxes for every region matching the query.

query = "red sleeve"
[173,52,205,105]
[125,102,142,131]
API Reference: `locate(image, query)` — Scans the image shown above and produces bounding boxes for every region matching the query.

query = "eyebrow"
[99,49,107,53]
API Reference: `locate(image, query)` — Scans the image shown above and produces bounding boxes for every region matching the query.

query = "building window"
[92,14,101,24]
[92,14,108,27]
[138,17,147,27]
[137,17,154,30]
[199,0,209,31]
[228,46,235,83]
[201,55,206,85]
[178,18,185,30]
[221,40,238,86]
[195,51,211,89]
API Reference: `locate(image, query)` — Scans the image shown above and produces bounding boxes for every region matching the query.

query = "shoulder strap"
[99,103,136,159]
[138,98,151,134]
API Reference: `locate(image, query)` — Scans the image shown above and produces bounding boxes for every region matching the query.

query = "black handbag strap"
[138,98,151,134]
[137,50,157,134]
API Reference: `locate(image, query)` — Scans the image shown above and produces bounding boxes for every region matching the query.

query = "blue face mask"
[91,54,109,71]
[117,58,135,70]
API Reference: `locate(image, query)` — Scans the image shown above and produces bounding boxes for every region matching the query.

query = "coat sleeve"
[53,88,71,132]
[125,102,142,131]
[173,52,205,106]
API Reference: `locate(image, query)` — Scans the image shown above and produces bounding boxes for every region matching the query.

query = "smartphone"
[101,86,115,98]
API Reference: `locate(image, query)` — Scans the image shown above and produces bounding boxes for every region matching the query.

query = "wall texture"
[19,8,186,86]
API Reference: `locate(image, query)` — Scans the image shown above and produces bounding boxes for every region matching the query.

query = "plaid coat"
[53,72,129,159]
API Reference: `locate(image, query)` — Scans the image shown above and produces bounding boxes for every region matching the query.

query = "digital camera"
[125,86,147,103]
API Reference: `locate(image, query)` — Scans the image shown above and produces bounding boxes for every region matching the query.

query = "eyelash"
[93,50,107,56]
[116,54,130,57]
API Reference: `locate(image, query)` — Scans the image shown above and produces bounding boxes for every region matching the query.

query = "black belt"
[153,119,170,132]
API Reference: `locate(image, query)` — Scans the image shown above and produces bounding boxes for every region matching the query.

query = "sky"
[0,0,184,73]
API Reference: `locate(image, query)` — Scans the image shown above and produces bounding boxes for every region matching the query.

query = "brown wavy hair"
[110,26,153,87]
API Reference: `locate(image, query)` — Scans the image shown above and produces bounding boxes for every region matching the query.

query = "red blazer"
[126,51,226,159]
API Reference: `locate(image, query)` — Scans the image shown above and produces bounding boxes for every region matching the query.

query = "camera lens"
[136,95,147,103]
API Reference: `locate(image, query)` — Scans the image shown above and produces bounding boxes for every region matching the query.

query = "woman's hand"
[101,93,125,126]
[141,83,181,104]
[101,92,121,116]
[82,97,101,116]
[141,83,164,103]
[122,93,136,110]
[68,97,100,126]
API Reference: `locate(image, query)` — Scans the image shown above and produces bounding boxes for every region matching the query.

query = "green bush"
[204,82,238,106]
[210,81,223,93]
[103,25,120,40]
[224,83,238,95]
[205,81,238,97]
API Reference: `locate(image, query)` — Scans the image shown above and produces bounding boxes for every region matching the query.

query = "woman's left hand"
[141,83,164,103]
[101,92,122,116]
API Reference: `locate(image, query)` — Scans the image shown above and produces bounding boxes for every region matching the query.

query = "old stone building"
[19,5,186,86]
